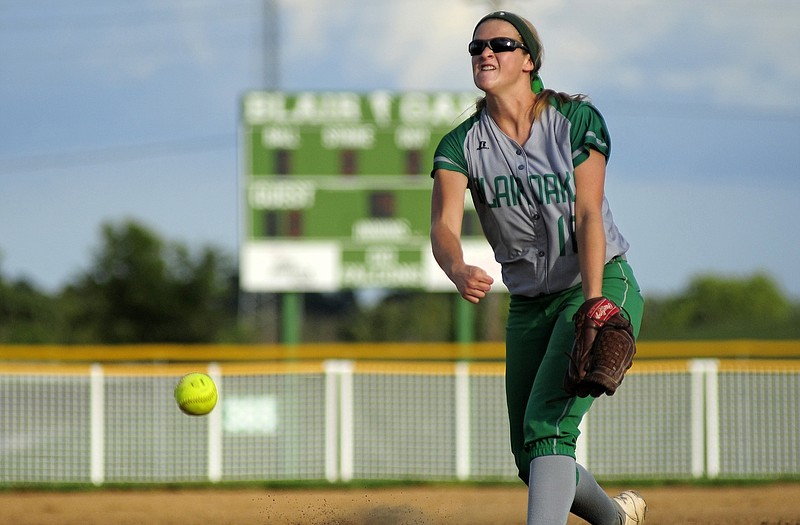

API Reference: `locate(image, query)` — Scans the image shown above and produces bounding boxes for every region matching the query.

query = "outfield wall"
[1,342,798,485]
[1,339,799,362]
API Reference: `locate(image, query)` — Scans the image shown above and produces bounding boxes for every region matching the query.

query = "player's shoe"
[613,490,647,524]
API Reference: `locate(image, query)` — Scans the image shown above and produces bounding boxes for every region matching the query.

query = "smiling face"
[471,19,534,95]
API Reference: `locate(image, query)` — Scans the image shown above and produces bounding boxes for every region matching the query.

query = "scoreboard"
[239,90,504,292]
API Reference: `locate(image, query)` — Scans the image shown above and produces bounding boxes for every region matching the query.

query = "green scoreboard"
[240,90,504,292]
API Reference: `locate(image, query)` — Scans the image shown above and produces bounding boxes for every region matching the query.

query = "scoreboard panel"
[240,90,504,292]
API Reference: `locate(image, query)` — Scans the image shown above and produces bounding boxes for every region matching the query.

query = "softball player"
[430,11,646,525]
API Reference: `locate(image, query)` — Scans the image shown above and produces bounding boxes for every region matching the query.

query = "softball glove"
[564,297,636,398]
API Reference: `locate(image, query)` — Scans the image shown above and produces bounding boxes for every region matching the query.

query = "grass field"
[3,482,800,524]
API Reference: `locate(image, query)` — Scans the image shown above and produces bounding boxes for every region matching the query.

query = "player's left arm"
[574,148,607,300]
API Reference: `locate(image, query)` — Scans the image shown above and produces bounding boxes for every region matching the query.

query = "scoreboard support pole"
[281,292,303,345]
[455,296,475,343]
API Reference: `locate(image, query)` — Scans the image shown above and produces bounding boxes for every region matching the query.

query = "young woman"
[430,11,646,525]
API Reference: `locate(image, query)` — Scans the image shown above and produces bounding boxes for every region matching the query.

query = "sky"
[1,0,798,299]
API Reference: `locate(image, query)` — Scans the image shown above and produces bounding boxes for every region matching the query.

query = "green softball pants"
[504,257,644,484]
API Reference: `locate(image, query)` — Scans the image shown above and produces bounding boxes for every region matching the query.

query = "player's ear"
[522,55,534,74]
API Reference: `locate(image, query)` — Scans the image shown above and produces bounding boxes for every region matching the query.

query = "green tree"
[640,273,797,339]
[342,292,454,342]
[0,277,62,343]
[339,291,508,342]
[62,220,239,343]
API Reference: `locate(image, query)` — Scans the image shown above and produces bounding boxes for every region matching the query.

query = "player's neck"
[486,92,536,145]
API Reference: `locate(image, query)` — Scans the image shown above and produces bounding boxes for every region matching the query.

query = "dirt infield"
[3,483,800,524]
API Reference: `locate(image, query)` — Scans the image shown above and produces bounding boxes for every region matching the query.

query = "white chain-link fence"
[1,359,798,485]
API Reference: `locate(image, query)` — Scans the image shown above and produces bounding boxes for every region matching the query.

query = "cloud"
[279,0,800,113]
[545,1,800,111]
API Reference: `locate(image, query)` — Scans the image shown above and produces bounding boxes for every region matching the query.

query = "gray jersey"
[432,98,629,297]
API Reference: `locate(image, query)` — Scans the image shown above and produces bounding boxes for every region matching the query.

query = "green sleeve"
[561,101,611,168]
[430,115,476,178]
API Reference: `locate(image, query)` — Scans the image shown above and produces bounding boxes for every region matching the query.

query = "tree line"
[1,219,798,344]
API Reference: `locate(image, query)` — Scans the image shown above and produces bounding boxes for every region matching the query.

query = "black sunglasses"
[468,37,529,56]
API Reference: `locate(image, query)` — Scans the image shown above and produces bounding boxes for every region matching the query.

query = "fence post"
[705,359,720,478]
[339,360,354,482]
[455,362,471,480]
[89,363,104,486]
[690,359,720,478]
[324,360,354,483]
[575,414,589,469]
[207,362,223,482]
[324,360,340,482]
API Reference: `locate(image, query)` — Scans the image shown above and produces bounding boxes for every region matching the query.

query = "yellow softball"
[174,372,218,416]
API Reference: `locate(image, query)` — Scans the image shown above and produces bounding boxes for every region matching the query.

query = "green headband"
[475,11,544,94]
